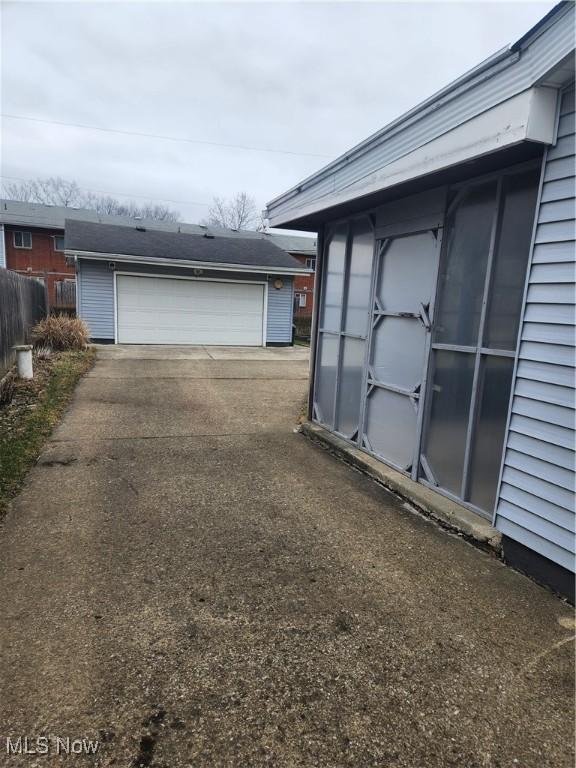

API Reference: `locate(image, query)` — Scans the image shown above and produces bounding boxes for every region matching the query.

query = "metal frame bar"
[356,221,380,446]
[460,176,504,500]
[491,146,550,525]
[412,227,444,481]
[331,224,353,431]
[359,238,388,446]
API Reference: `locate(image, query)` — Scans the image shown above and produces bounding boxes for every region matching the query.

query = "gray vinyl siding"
[494,86,576,572]
[266,279,294,343]
[78,259,114,339]
[77,259,293,344]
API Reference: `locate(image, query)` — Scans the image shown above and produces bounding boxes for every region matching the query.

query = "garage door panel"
[116,275,265,345]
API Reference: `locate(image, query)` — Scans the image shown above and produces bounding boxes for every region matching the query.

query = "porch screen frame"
[312,215,377,439]
[418,158,543,520]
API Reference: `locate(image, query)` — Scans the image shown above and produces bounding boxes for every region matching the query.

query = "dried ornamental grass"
[31,315,90,351]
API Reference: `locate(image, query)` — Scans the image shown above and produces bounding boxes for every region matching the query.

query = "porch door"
[361,230,441,474]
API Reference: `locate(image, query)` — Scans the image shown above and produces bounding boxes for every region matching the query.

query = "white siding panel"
[539,177,576,203]
[512,396,575,427]
[532,241,576,263]
[522,303,575,324]
[506,449,575,491]
[557,111,575,138]
[500,483,575,531]
[534,219,576,243]
[521,321,574,345]
[502,466,574,511]
[498,501,574,551]
[543,155,576,183]
[514,376,575,407]
[510,413,574,448]
[495,87,576,572]
[526,282,575,303]
[547,135,576,161]
[519,340,575,366]
[516,359,575,386]
[497,519,574,571]
[506,431,575,471]
[537,199,575,224]
[530,262,575,282]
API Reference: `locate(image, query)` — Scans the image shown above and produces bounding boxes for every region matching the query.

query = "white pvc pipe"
[13,345,33,379]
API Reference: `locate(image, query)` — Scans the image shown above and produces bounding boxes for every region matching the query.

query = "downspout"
[0,224,6,268]
[307,226,324,421]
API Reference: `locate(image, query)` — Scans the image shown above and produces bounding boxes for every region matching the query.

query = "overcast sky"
[1,0,556,226]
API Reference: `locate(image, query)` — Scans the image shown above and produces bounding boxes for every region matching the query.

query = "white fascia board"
[268,87,559,228]
[70,250,312,275]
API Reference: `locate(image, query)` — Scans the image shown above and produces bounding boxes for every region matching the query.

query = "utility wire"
[0,173,211,208]
[1,113,332,159]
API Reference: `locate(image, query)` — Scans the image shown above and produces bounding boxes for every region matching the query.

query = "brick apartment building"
[1,224,76,311]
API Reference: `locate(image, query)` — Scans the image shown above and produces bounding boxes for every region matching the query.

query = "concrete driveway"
[1,345,573,767]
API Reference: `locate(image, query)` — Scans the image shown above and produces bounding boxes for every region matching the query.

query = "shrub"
[31,315,90,351]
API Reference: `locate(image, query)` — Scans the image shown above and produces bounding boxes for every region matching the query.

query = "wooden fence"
[55,279,76,310]
[0,270,47,376]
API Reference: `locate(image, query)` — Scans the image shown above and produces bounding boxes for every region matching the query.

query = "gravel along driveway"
[0,345,573,767]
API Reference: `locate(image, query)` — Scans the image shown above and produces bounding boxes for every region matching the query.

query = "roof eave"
[68,249,312,275]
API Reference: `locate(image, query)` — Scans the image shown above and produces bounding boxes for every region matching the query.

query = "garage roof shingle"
[65,219,307,271]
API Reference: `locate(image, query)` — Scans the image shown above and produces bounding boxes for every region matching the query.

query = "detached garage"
[66,220,309,346]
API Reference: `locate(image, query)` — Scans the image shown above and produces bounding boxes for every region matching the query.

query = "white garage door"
[116,274,266,345]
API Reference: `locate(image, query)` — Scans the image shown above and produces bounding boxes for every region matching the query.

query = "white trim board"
[71,251,311,276]
[267,87,559,227]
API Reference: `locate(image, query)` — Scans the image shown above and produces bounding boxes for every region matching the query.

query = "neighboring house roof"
[65,219,309,274]
[0,199,317,255]
[265,1,575,228]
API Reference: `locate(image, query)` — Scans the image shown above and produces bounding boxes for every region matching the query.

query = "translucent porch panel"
[314,333,339,427]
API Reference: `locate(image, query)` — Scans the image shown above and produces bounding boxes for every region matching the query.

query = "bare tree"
[202,192,262,230]
[2,180,37,202]
[2,176,180,222]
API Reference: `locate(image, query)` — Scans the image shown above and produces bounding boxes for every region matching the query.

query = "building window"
[54,235,65,251]
[306,257,316,270]
[13,231,32,249]
[294,292,307,309]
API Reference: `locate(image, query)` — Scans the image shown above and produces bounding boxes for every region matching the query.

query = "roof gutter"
[67,250,312,276]
[266,46,519,213]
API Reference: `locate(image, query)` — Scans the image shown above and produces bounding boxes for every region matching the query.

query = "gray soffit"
[0,200,317,255]
[265,1,575,229]
[65,219,309,272]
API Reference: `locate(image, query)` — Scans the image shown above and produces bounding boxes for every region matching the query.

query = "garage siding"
[494,86,576,571]
[266,279,294,343]
[77,259,293,344]
[77,259,115,339]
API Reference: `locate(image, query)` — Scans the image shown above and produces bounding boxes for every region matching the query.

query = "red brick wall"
[292,253,315,318]
[4,225,76,310]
